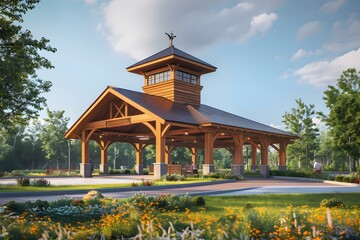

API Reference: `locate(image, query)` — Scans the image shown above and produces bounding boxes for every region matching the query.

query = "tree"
[40,109,69,169]
[322,68,360,172]
[283,99,319,170]
[0,0,56,132]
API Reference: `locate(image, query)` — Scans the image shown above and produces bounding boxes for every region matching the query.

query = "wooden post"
[80,131,92,177]
[279,142,287,171]
[260,139,270,177]
[135,143,143,174]
[203,132,215,174]
[191,147,197,164]
[154,121,167,178]
[251,144,258,171]
[232,135,244,176]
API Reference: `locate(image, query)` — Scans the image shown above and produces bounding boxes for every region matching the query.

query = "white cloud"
[100,0,280,60]
[291,49,322,60]
[296,21,323,41]
[320,0,346,13]
[291,48,360,86]
[324,13,360,52]
[84,0,97,5]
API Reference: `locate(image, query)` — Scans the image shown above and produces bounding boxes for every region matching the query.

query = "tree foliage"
[0,0,56,132]
[322,68,360,171]
[283,99,319,170]
[40,109,69,167]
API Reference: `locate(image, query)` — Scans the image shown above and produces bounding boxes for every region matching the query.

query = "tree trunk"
[349,156,356,172]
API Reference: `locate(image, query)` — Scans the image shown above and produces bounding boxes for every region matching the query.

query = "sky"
[22,0,360,130]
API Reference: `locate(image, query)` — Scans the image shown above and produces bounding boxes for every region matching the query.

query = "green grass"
[204,193,360,212]
[0,178,217,192]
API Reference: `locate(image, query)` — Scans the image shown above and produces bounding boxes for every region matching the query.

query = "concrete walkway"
[0,176,359,204]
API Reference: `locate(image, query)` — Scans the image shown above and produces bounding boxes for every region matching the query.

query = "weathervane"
[165,31,176,47]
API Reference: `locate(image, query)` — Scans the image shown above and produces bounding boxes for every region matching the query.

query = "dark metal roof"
[126,46,217,69]
[112,87,296,138]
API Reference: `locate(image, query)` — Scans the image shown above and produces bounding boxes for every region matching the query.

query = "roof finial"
[165,31,176,47]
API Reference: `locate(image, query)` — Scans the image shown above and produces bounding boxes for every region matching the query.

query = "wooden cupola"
[127,34,216,106]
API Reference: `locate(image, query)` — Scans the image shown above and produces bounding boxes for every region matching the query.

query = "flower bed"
[0,194,359,239]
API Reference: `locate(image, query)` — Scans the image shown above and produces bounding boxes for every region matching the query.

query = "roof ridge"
[187,104,210,124]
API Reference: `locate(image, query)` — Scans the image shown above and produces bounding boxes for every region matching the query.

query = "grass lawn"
[204,192,360,210]
[0,177,217,192]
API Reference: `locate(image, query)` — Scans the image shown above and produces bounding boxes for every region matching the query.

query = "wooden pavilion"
[65,38,297,178]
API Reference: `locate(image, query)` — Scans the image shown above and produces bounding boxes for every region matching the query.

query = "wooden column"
[165,145,171,164]
[191,147,197,164]
[154,121,168,179]
[80,131,91,177]
[279,142,287,171]
[99,140,111,175]
[260,139,270,177]
[203,132,215,174]
[251,144,258,171]
[232,134,244,176]
[135,143,143,174]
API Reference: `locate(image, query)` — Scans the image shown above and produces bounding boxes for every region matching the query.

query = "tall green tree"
[322,68,360,172]
[40,109,69,169]
[283,99,319,170]
[0,0,56,132]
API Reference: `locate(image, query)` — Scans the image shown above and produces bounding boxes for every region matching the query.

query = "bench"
[168,164,182,175]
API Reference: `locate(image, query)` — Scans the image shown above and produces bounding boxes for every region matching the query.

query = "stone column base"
[278,165,287,172]
[99,164,109,175]
[203,164,215,175]
[260,165,270,177]
[251,165,258,171]
[154,163,167,179]
[135,164,143,175]
[231,164,244,176]
[80,163,92,178]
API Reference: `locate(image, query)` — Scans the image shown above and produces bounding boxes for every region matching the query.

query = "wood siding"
[143,79,203,106]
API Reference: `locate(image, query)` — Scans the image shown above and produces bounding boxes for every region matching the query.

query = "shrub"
[165,174,185,181]
[124,169,131,174]
[31,178,50,187]
[320,198,344,208]
[335,175,344,182]
[50,197,75,208]
[34,200,50,211]
[16,176,30,186]
[4,200,26,214]
[142,168,149,175]
[140,178,153,186]
[0,171,4,177]
[343,176,350,182]
[127,193,192,212]
[192,196,206,206]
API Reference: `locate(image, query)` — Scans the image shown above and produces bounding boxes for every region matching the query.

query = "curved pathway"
[0,176,359,204]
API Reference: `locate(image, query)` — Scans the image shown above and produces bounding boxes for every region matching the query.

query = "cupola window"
[176,70,198,85]
[148,71,171,85]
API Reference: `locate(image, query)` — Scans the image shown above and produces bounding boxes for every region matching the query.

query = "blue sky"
[23,0,360,130]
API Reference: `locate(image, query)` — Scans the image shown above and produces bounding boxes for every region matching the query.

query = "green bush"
[4,201,26,214]
[192,196,206,206]
[142,168,149,175]
[127,193,192,212]
[31,178,50,186]
[0,171,4,177]
[320,198,344,208]
[335,175,344,182]
[343,176,350,182]
[16,176,30,186]
[165,174,185,181]
[50,197,75,208]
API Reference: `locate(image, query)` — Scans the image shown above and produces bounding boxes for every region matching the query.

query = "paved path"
[0,176,359,204]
